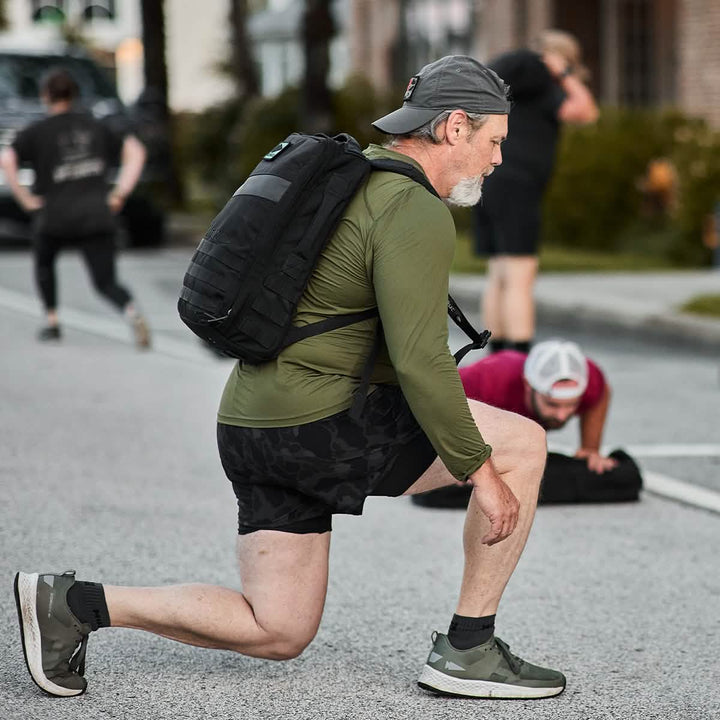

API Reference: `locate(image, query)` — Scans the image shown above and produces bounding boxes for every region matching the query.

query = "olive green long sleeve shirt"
[218,145,491,480]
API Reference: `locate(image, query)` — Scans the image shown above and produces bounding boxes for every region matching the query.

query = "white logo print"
[445,660,465,672]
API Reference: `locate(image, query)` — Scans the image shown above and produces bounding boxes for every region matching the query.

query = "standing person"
[0,68,151,347]
[15,57,567,701]
[414,340,643,508]
[474,30,599,353]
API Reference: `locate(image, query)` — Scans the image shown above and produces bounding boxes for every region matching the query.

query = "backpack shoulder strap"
[368,157,440,199]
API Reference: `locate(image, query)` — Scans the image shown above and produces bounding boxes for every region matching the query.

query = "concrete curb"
[449,277,720,353]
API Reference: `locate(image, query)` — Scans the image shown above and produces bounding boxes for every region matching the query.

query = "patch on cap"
[404,76,419,101]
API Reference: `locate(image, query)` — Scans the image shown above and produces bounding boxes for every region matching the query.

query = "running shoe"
[418,632,566,699]
[132,315,151,349]
[14,570,90,697]
[38,325,61,342]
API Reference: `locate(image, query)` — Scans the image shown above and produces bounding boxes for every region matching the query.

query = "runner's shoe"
[38,325,61,342]
[418,632,566,699]
[14,570,91,697]
[132,315,151,349]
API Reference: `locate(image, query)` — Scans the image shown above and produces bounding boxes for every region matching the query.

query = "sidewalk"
[450,269,720,352]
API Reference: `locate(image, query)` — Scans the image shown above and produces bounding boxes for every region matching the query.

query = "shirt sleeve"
[12,124,36,166]
[578,359,607,414]
[371,183,492,480]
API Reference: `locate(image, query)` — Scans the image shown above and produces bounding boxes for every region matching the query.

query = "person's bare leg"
[482,257,506,338]
[105,530,331,660]
[499,255,538,343]
[405,399,546,615]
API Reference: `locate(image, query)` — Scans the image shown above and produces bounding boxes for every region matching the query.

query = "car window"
[0,55,118,101]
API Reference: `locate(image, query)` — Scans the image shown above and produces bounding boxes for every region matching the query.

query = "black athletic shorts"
[217,385,438,534]
[473,172,543,257]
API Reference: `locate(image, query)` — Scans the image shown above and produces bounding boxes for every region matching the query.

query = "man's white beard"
[446,175,485,207]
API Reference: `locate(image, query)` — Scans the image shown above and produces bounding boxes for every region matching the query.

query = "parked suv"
[0,46,166,247]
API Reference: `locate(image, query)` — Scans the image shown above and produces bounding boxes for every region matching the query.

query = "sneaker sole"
[13,572,85,697]
[418,664,565,699]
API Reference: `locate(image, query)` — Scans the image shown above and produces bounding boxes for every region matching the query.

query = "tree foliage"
[301,0,335,133]
[229,0,260,101]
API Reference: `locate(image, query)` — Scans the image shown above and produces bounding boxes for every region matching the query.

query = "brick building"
[350,0,720,127]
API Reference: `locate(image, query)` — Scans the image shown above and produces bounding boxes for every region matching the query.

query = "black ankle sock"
[66,581,111,631]
[504,340,532,354]
[447,613,496,649]
[488,339,506,354]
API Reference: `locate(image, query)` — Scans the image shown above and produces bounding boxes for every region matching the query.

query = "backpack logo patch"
[264,142,290,161]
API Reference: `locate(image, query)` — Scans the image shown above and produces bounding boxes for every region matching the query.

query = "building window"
[514,0,528,46]
[399,0,476,81]
[31,0,66,22]
[82,0,116,20]
[618,0,654,105]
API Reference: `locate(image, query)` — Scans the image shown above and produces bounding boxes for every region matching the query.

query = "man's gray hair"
[387,109,489,146]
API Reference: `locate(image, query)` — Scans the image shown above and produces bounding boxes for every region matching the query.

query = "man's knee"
[521,417,547,464]
[526,417,546,451]
[503,415,547,473]
[234,624,319,660]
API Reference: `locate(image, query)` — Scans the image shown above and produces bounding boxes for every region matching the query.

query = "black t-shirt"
[13,110,124,238]
[488,49,565,189]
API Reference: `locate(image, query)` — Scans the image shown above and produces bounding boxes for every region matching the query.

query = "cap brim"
[372,105,441,135]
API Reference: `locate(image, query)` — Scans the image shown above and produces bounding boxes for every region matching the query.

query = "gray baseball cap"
[372,55,511,135]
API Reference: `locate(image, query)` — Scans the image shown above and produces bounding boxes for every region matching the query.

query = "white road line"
[643,471,720,514]
[0,285,43,317]
[625,443,720,458]
[0,285,215,365]
[548,442,720,458]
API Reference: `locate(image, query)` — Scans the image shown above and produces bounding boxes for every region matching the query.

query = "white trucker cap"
[523,340,589,399]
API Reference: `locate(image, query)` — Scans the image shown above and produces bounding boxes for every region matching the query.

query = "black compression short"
[217,385,438,534]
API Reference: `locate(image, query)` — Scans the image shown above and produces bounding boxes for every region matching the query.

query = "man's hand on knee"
[468,461,519,545]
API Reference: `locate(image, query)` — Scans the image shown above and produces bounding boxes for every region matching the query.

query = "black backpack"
[178,133,489,370]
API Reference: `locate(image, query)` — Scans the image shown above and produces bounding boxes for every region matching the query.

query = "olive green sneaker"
[14,570,91,697]
[418,632,566,699]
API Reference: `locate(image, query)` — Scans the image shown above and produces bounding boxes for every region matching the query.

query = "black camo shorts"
[217,385,437,534]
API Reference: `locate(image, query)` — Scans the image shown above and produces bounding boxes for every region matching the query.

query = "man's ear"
[445,110,468,146]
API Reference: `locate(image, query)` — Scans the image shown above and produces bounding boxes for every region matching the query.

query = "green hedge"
[178,75,392,209]
[544,108,720,266]
[180,92,720,267]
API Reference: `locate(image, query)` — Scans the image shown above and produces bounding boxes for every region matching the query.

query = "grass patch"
[452,231,679,274]
[680,294,720,317]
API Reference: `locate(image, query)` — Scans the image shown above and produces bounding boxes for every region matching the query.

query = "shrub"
[182,75,392,210]
[544,108,720,266]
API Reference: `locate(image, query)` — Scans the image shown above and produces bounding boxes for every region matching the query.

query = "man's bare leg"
[105,530,331,660]
[409,400,564,698]
[405,399,546,615]
[482,257,506,339]
[499,255,539,343]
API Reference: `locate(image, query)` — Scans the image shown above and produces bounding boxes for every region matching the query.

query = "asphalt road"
[1,248,718,719]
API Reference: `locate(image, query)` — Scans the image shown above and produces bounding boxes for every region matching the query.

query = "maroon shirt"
[459,350,606,420]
